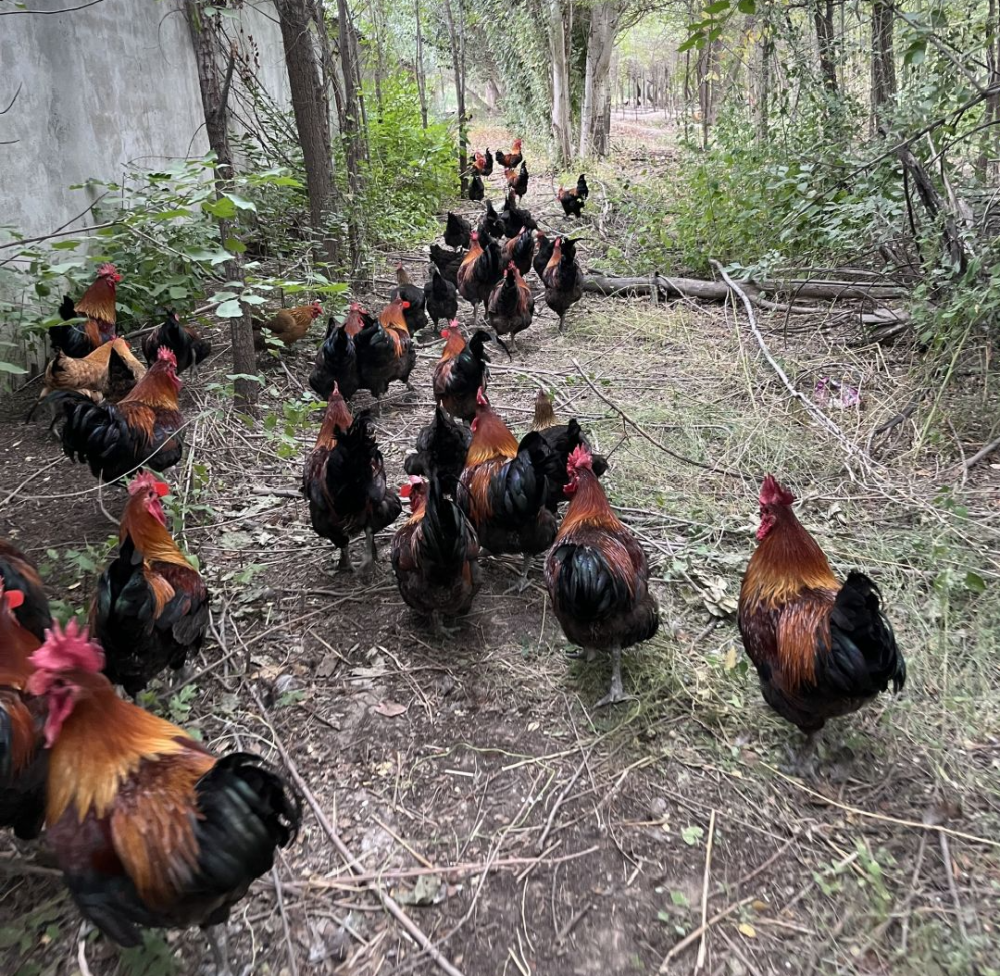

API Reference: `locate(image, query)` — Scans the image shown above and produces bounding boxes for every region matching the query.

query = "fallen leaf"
[375,701,408,718]
[738,923,756,938]
[724,646,738,670]
[316,652,340,678]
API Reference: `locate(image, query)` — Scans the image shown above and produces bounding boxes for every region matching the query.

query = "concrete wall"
[0,0,289,241]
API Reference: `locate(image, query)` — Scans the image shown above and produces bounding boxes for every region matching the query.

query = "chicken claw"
[594,647,635,708]
[565,647,598,662]
[431,611,461,638]
[503,553,534,594]
[337,545,354,573]
[358,527,378,575]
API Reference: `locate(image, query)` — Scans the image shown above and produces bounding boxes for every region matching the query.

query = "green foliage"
[344,72,457,249]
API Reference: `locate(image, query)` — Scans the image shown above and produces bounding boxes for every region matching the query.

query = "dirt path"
[1,117,997,976]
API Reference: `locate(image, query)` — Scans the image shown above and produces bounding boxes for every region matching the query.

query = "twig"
[570,358,743,478]
[959,433,1000,472]
[761,764,1000,847]
[696,809,717,972]
[939,832,969,941]
[711,836,794,899]
[249,688,467,976]
[657,896,755,972]
[535,753,590,853]
[373,815,435,869]
[555,902,592,945]
[251,486,303,499]
[0,0,106,14]
[711,260,872,468]
[272,864,299,976]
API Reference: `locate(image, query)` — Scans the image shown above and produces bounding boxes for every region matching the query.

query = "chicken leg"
[504,553,533,594]
[205,924,234,976]
[359,526,377,574]
[594,646,633,708]
[337,544,354,573]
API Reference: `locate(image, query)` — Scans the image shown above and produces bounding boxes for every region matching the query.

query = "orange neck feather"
[545,242,563,275]
[0,614,40,688]
[467,409,518,465]
[46,674,210,825]
[75,276,116,326]
[440,329,466,362]
[121,496,191,569]
[558,469,624,537]
[461,241,483,270]
[741,508,838,607]
[121,364,179,409]
[315,396,353,450]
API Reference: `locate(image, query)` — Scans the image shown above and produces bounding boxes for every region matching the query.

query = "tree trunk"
[978,0,1000,178]
[579,2,620,158]
[275,0,337,268]
[413,0,428,128]
[696,37,713,148]
[549,0,572,163]
[813,0,838,96]
[870,0,896,134]
[442,0,467,192]
[335,0,364,273]
[184,1,258,414]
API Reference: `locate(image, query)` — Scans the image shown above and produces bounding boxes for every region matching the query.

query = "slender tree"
[414,0,428,129]
[550,0,573,163]
[442,0,468,192]
[184,1,258,413]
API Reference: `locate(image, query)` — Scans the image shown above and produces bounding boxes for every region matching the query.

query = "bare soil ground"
[1,116,998,976]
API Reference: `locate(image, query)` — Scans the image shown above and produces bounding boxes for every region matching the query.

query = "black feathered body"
[356,319,416,398]
[543,246,584,326]
[501,195,538,239]
[480,200,505,239]
[141,314,198,373]
[434,330,491,422]
[404,406,472,495]
[389,282,429,335]
[487,267,534,341]
[423,269,459,326]
[468,174,485,201]
[430,245,466,286]
[445,212,472,249]
[457,233,503,309]
[533,235,555,279]
[310,325,360,401]
[0,540,52,641]
[535,419,608,511]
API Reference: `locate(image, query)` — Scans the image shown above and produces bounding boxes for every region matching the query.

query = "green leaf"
[681,825,704,846]
[736,0,755,11]
[223,192,257,212]
[210,291,238,303]
[964,571,986,594]
[0,361,28,375]
[215,299,244,318]
[670,891,690,907]
[677,34,701,53]
[168,286,188,300]
[704,0,729,13]
[202,197,237,219]
[224,237,247,254]
[50,240,81,250]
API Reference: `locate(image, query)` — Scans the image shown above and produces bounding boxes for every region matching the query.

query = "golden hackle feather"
[74,273,117,327]
[544,239,563,279]
[531,391,557,431]
[314,389,354,452]
[457,237,484,290]
[465,405,518,466]
[379,300,409,358]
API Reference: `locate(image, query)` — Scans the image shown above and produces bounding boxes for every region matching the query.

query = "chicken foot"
[565,646,598,662]
[431,610,461,638]
[503,553,534,594]
[594,646,635,708]
[337,545,354,573]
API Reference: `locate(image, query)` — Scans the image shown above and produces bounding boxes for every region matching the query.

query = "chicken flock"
[1,138,906,973]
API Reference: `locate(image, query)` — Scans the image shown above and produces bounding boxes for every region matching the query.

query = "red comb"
[3,588,25,611]
[157,347,178,366]
[476,388,489,407]
[759,474,795,507]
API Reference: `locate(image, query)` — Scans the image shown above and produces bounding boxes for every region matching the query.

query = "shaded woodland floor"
[1,116,998,976]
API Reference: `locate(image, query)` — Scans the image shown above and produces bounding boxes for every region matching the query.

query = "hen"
[27,621,300,973]
[50,264,120,358]
[468,174,485,201]
[391,264,429,335]
[510,162,529,202]
[142,311,211,375]
[36,338,145,409]
[392,475,481,635]
[557,185,585,217]
[310,322,359,402]
[0,539,52,641]
[501,227,535,277]
[542,236,584,333]
[459,390,558,590]
[487,262,534,349]
[545,446,659,706]
[533,231,555,280]
[303,386,402,572]
[480,199,505,239]
[252,301,323,350]
[445,211,472,249]
[54,347,184,482]
[356,296,417,398]
[501,191,538,239]
[738,476,906,750]
[0,584,47,839]
[423,267,459,329]
[91,473,209,697]
[433,324,497,422]
[403,404,472,495]
[457,230,503,322]
[481,148,495,176]
[575,173,590,201]
[430,244,466,286]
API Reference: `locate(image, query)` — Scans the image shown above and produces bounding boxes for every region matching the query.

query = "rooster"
[575,173,590,201]
[471,152,488,176]
[546,446,659,707]
[487,263,534,349]
[531,390,608,509]
[495,138,523,169]
[469,174,485,201]
[54,347,184,482]
[0,539,52,641]
[50,264,120,358]
[457,230,503,323]
[501,227,535,277]
[543,236,584,333]
[392,475,481,635]
[91,473,209,697]
[310,321,360,402]
[391,264,429,335]
[303,386,402,572]
[404,405,472,496]
[423,267,459,328]
[252,300,323,350]
[445,211,472,249]
[356,296,417,399]
[511,162,529,202]
[738,476,906,751]
[433,323,501,422]
[481,148,495,176]
[557,185,586,217]
[480,199,505,240]
[501,191,538,239]
[0,584,47,839]
[142,311,211,375]
[430,244,466,286]
[35,338,145,410]
[460,390,558,590]
[26,620,300,971]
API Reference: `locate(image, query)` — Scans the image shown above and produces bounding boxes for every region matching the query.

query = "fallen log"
[583,272,907,303]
